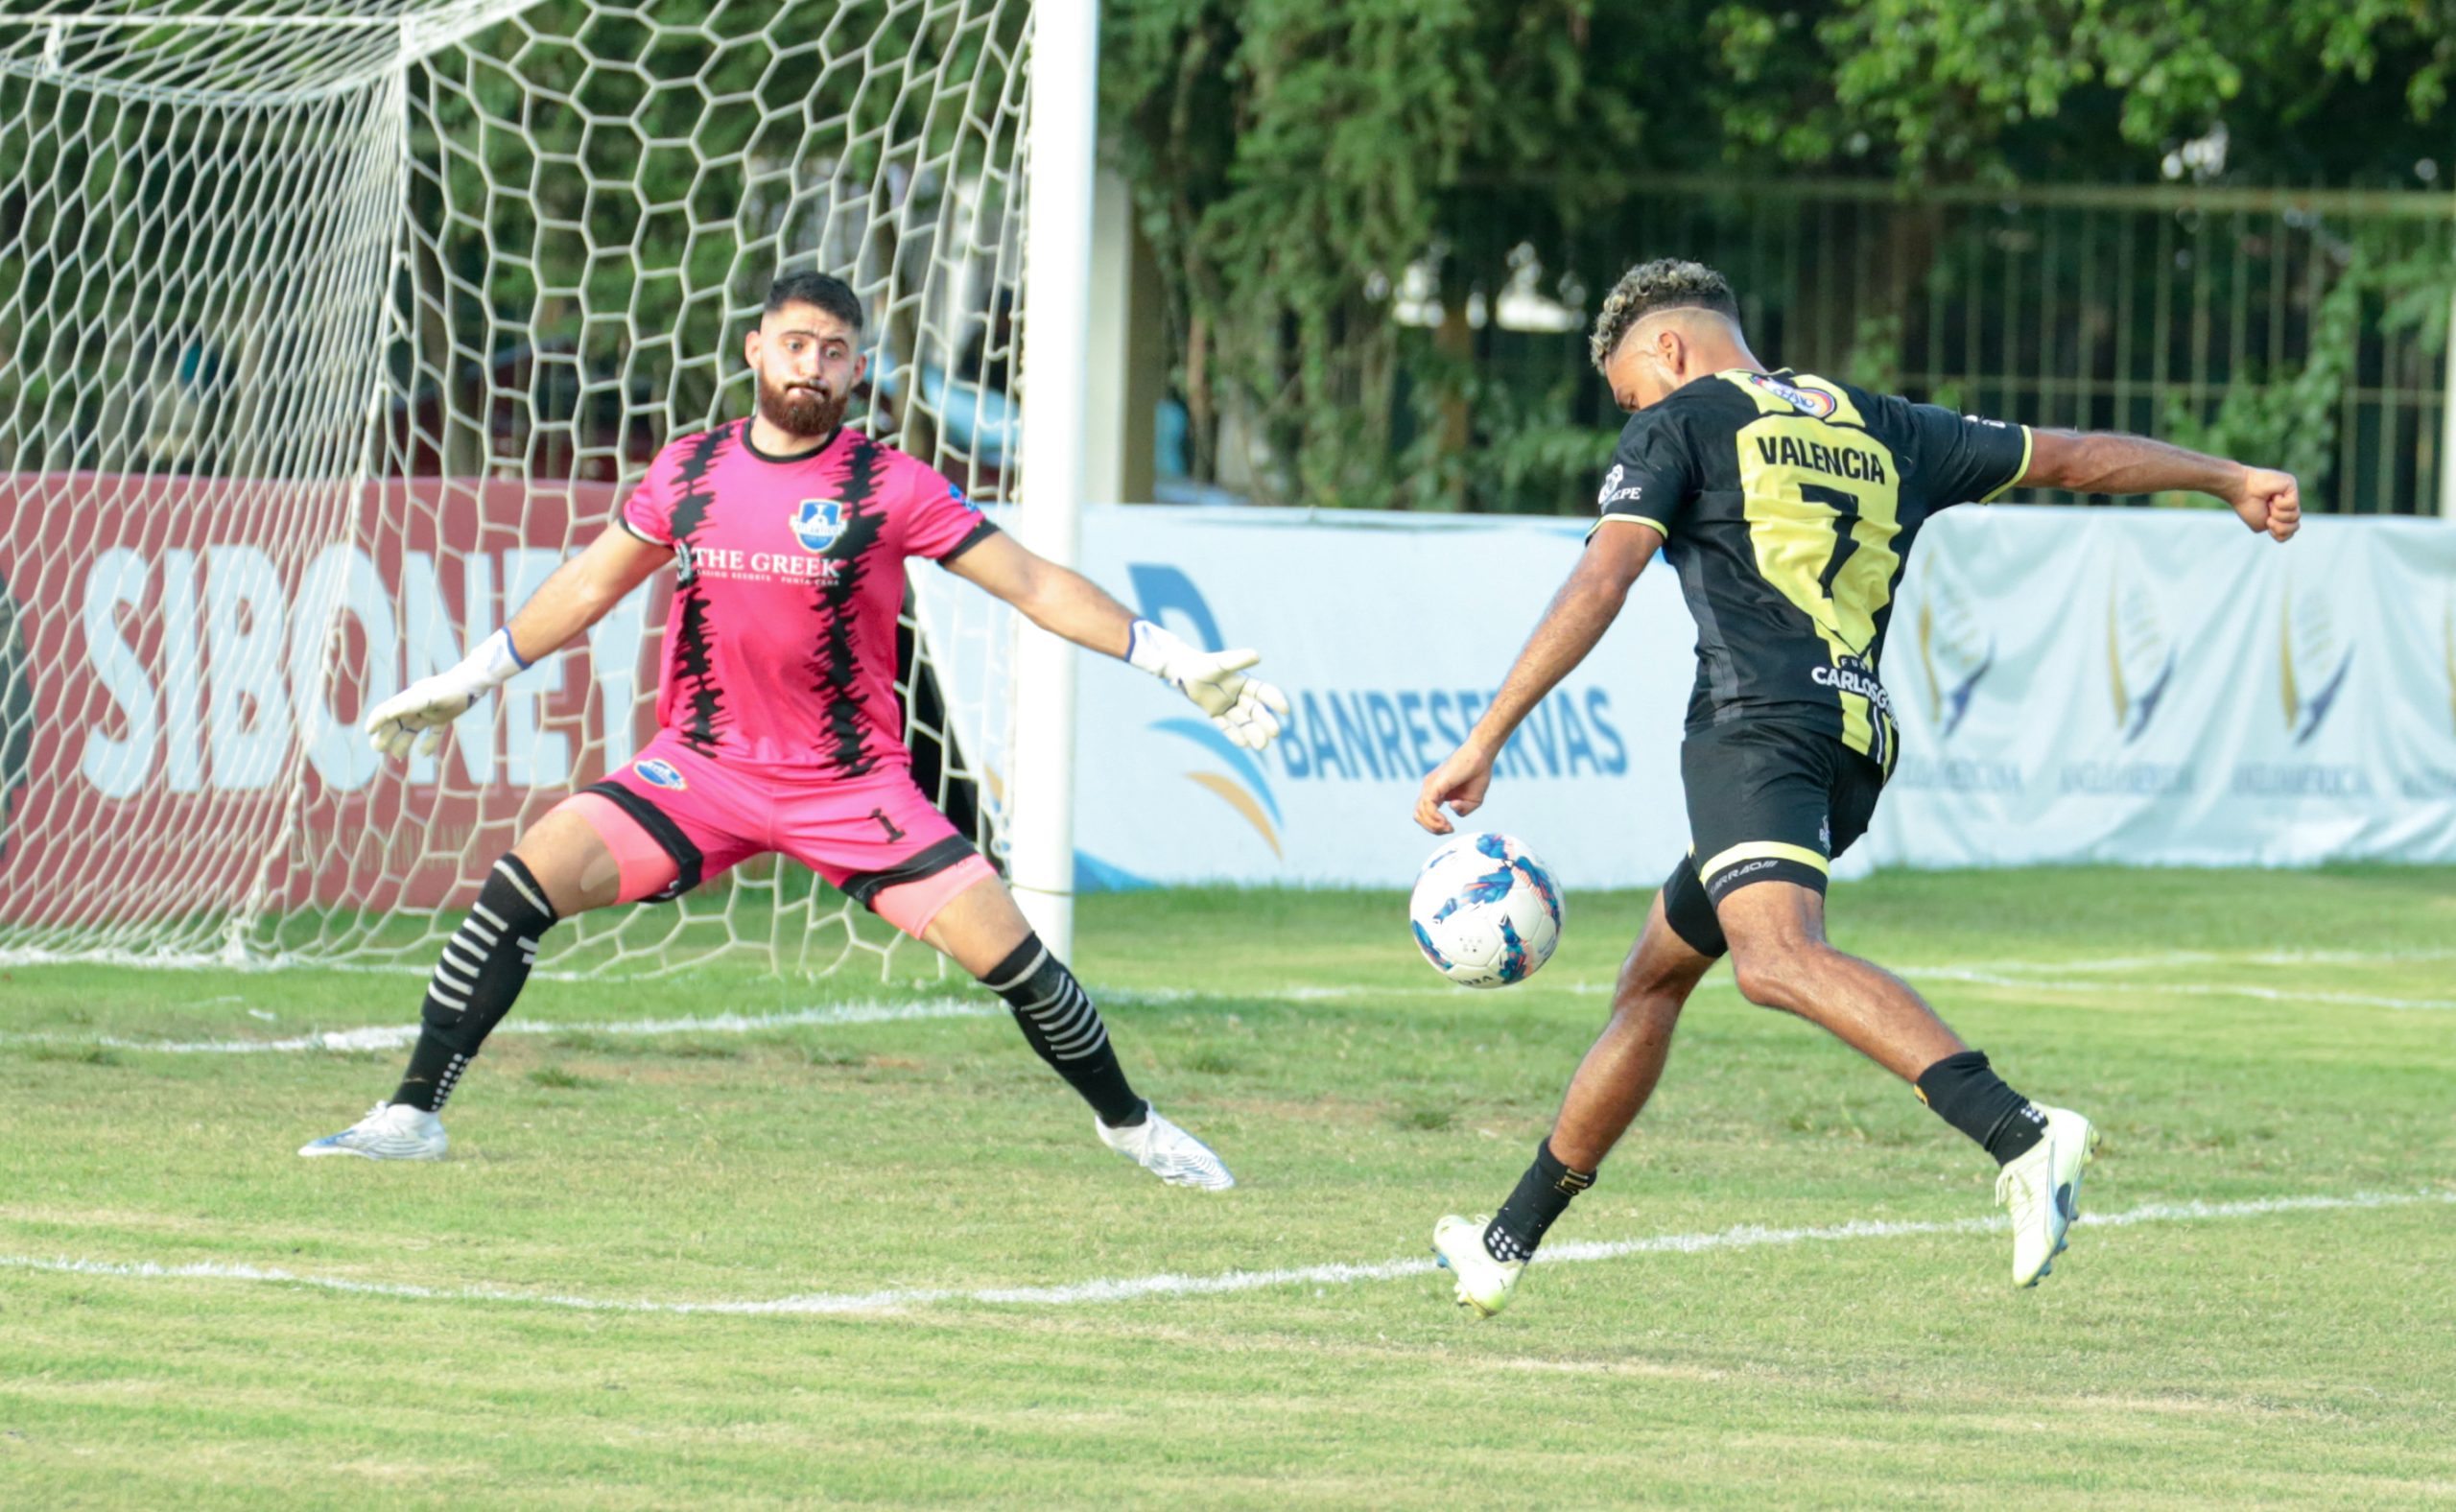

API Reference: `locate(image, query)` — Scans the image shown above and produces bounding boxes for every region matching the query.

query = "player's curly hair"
[1587,260,1739,372]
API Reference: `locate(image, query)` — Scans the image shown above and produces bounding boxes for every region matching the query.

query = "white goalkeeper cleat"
[297,1102,448,1162]
[1996,1105,2100,1288]
[1432,1214,1523,1319]
[1097,1105,1235,1190]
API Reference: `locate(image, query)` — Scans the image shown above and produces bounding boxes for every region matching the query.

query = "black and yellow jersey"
[1592,367,2031,769]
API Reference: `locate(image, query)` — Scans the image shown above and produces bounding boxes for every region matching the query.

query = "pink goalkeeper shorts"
[556,731,997,938]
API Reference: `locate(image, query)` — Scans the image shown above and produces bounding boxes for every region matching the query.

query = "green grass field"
[5,867,2454,1508]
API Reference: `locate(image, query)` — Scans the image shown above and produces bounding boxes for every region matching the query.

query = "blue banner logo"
[1130,563,1284,858]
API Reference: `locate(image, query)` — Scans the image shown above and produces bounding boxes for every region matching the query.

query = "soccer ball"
[1408,833,1564,988]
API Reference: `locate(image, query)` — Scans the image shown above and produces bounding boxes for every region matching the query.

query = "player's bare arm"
[1414,521,1660,836]
[2022,429,2302,542]
[365,524,672,760]
[946,530,1291,751]
[941,529,1139,653]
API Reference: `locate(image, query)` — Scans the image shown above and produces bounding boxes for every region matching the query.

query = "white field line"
[10,952,2445,1055]
[10,943,2446,980]
[8,958,2452,1059]
[0,998,996,1055]
[1898,967,2456,1013]
[1557,970,2456,1012]
[0,1190,2443,1319]
[0,948,609,984]
[1923,947,2456,972]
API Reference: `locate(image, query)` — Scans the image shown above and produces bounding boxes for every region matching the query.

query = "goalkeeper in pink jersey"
[300,272,1284,1188]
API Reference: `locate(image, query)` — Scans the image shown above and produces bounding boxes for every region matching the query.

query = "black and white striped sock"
[393,855,556,1114]
[982,934,1145,1128]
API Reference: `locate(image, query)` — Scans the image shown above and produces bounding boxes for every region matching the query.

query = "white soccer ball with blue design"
[1408,833,1564,988]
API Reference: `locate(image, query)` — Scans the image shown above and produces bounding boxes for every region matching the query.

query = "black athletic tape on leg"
[393,854,558,1113]
[980,933,1145,1127]
[1703,855,1828,904]
[1915,1050,2047,1166]
[1486,1138,1596,1264]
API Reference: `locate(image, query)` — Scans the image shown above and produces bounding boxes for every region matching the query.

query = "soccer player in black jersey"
[1416,260,2301,1315]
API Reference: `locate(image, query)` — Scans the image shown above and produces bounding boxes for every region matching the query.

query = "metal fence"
[1586,178,2456,515]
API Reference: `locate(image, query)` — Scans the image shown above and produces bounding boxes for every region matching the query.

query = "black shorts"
[1659,721,1886,958]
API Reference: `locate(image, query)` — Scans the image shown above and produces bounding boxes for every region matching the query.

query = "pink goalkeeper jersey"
[617,419,998,777]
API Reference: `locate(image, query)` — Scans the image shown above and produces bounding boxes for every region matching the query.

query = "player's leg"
[1716,880,1963,1076]
[1703,734,2098,1285]
[1435,879,1718,1316]
[1546,883,1722,1171]
[301,743,749,1160]
[814,775,1232,1189]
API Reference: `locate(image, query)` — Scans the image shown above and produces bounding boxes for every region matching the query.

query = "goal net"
[0,0,1034,978]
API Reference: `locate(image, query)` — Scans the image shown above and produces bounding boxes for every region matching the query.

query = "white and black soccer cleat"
[297,1102,449,1161]
[1996,1105,2100,1287]
[1432,1214,1524,1319]
[1097,1105,1235,1190]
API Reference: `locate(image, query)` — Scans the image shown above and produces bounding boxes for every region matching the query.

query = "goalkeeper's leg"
[787,769,1232,1190]
[299,799,670,1160]
[390,808,616,1110]
[894,869,1233,1191]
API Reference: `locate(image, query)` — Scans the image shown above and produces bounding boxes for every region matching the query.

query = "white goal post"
[0,0,1093,977]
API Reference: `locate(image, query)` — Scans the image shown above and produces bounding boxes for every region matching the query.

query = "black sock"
[982,935,1145,1127]
[1484,1139,1595,1264]
[392,855,556,1114]
[1915,1050,2046,1165]
[393,1028,465,1114]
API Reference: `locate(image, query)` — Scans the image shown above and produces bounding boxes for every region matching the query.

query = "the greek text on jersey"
[665,543,846,584]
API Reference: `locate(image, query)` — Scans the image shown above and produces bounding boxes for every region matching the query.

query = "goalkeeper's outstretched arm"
[366,525,672,760]
[2019,430,2302,542]
[944,531,1289,751]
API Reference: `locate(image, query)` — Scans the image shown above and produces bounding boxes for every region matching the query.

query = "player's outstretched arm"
[366,525,672,761]
[1415,522,1660,835]
[945,532,1289,751]
[2020,430,2302,542]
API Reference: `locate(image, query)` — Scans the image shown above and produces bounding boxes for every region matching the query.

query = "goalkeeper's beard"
[756,375,849,442]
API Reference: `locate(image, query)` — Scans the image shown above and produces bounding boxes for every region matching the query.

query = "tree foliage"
[1103,0,2456,510]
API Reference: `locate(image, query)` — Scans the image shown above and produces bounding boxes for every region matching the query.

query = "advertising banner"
[923,504,2456,888]
[1866,508,2456,869]
[943,507,1703,891]
[0,473,650,915]
[9,483,2451,922]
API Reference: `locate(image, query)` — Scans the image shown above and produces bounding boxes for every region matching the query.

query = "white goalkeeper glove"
[365,627,528,761]
[1126,619,1290,752]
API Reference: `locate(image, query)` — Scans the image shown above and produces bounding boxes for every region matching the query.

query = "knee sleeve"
[980,933,1142,1126]
[421,854,558,1054]
[982,934,1109,1064]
